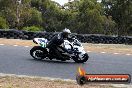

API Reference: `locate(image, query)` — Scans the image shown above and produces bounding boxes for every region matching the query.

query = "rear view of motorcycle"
[30,37,89,63]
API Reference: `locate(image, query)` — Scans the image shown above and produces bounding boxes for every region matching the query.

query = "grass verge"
[0,74,117,88]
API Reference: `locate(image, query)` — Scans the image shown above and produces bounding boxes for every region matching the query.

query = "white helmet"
[62,28,71,38]
[63,28,71,34]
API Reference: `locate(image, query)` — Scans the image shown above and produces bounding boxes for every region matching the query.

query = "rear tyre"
[73,53,89,63]
[30,46,48,60]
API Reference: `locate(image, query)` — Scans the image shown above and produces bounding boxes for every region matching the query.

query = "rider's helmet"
[62,28,71,38]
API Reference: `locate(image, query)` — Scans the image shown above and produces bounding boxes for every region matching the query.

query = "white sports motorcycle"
[30,37,89,63]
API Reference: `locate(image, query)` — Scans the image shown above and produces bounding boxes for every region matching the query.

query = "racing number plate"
[38,39,47,48]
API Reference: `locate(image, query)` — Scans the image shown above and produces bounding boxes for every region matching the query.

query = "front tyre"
[73,53,89,63]
[30,46,48,60]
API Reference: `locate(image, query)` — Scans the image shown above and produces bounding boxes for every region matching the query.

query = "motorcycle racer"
[47,28,73,55]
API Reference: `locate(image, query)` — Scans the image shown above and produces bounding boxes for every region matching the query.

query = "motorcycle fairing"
[33,38,48,48]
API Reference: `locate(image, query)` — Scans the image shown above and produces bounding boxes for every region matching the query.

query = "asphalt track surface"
[0,45,132,81]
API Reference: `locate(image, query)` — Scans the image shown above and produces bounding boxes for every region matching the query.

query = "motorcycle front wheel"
[72,53,89,63]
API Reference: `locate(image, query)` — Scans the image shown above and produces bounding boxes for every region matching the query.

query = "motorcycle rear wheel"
[30,46,48,60]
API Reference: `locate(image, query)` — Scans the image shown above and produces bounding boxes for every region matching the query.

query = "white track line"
[0,44,4,45]
[2,44,131,56]
[113,53,119,54]
[24,46,29,47]
[13,45,18,46]
[101,52,106,54]
[126,54,131,56]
